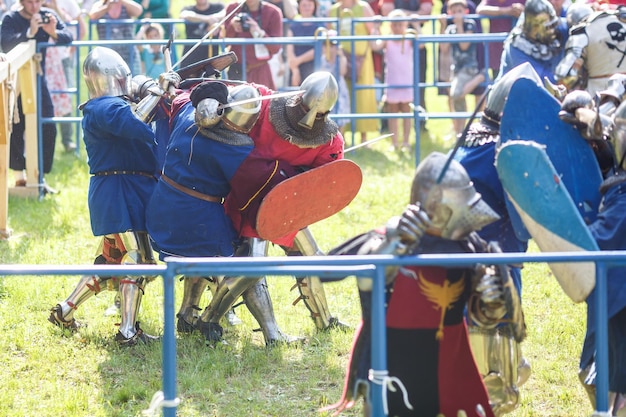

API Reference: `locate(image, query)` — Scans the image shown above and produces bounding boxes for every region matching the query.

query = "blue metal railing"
[0,250,619,416]
[38,15,513,159]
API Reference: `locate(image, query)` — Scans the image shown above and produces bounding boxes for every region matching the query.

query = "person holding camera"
[88,0,143,74]
[1,0,74,190]
[224,0,283,89]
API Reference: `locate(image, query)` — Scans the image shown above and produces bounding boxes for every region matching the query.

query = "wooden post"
[0,41,38,239]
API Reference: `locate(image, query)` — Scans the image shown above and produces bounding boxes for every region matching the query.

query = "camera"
[237,12,251,32]
[40,11,50,24]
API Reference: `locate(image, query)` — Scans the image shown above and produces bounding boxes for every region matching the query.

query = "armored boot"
[289,228,349,331]
[115,277,159,346]
[196,275,262,345]
[176,276,209,333]
[243,278,305,346]
[49,234,127,331]
[48,274,108,331]
[114,231,159,346]
[206,276,243,327]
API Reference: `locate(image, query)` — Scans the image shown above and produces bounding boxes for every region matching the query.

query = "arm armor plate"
[554,29,589,90]
[468,241,527,343]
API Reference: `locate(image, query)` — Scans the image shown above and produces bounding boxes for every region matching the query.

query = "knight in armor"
[498,0,566,83]
[48,47,180,346]
[453,62,540,415]
[212,71,348,335]
[557,84,626,416]
[555,6,626,94]
[146,79,302,346]
[321,152,523,417]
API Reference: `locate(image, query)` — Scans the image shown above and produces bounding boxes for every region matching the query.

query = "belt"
[161,174,224,204]
[93,170,156,180]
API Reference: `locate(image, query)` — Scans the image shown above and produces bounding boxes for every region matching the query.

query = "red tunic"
[224,84,345,247]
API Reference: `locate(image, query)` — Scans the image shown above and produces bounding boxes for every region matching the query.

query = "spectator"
[135,0,170,35]
[329,0,379,144]
[44,0,85,153]
[179,0,224,69]
[224,0,283,89]
[437,0,481,97]
[89,0,143,75]
[375,8,415,150]
[1,0,73,190]
[476,0,525,79]
[266,0,296,18]
[285,0,319,86]
[320,29,350,129]
[366,0,384,99]
[264,0,295,90]
[381,0,433,131]
[136,22,166,79]
[497,0,562,83]
[440,0,486,135]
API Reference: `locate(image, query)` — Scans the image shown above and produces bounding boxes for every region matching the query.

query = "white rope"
[369,369,414,415]
[142,391,181,416]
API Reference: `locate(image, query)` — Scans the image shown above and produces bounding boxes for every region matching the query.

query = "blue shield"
[496,140,598,302]
[499,78,603,240]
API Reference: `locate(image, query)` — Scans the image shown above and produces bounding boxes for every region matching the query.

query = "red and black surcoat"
[328,232,495,417]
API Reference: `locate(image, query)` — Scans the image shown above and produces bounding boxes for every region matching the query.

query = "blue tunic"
[82,96,158,236]
[455,139,527,293]
[146,100,254,259]
[581,181,626,392]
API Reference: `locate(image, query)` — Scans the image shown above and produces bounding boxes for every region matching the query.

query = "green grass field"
[0,124,591,417]
[0,11,594,417]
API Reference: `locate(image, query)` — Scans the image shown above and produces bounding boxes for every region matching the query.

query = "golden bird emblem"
[418,271,465,341]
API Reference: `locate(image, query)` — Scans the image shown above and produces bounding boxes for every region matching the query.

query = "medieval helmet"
[222,84,262,133]
[195,98,223,129]
[482,62,542,128]
[83,47,132,99]
[296,71,338,129]
[410,152,499,240]
[521,0,558,44]
[566,2,593,27]
[269,71,339,148]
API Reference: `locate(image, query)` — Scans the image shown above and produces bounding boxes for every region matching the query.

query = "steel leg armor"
[469,326,531,416]
[176,276,210,333]
[243,278,304,345]
[48,234,127,330]
[289,228,348,331]
[196,238,303,346]
[49,232,158,346]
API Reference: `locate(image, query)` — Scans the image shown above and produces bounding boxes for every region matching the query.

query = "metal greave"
[198,275,262,324]
[58,274,107,319]
[177,277,210,327]
[118,277,145,338]
[292,228,334,330]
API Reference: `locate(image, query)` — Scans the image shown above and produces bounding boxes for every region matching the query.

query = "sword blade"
[344,133,394,152]
[218,90,304,110]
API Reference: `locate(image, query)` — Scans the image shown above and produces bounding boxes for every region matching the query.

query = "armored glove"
[559,90,612,140]
[357,204,431,291]
[158,70,182,96]
[469,262,507,328]
[382,204,432,256]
